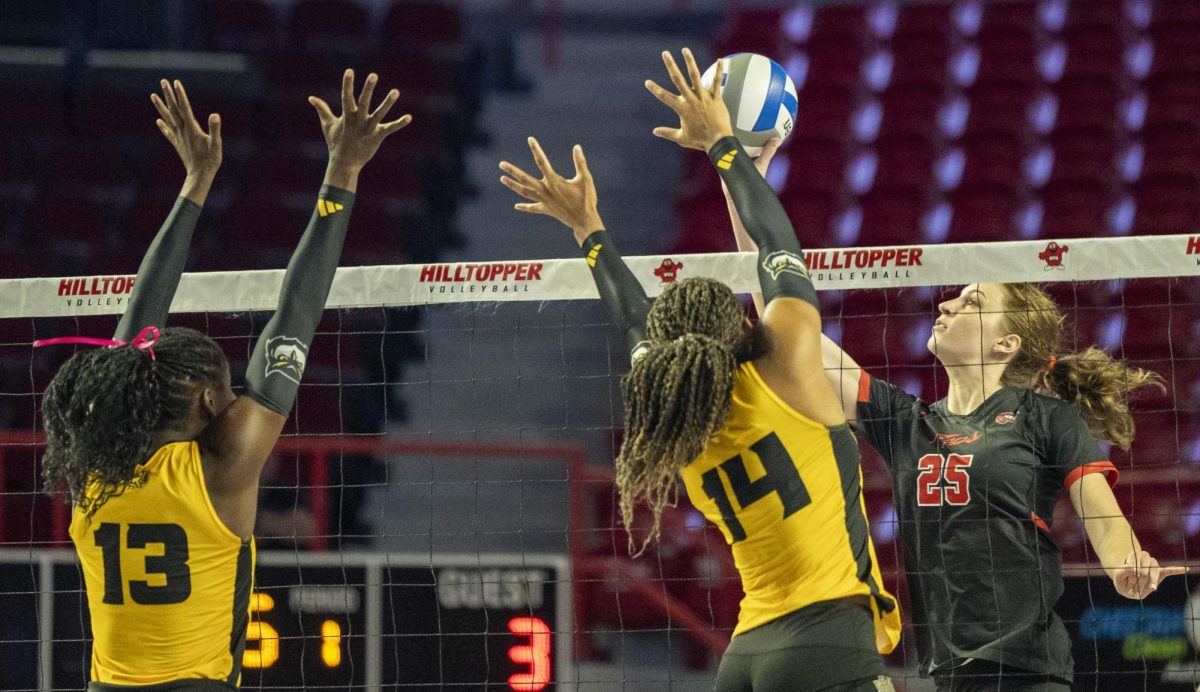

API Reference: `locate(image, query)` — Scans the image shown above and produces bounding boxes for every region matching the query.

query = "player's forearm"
[723,190,766,316]
[113,196,203,341]
[710,137,817,309]
[1084,514,1143,579]
[578,229,651,363]
[179,169,217,206]
[245,185,355,415]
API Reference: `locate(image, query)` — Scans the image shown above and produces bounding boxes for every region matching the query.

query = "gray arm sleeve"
[113,198,202,341]
[244,186,355,416]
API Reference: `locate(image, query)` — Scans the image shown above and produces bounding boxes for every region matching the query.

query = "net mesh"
[1,236,1199,690]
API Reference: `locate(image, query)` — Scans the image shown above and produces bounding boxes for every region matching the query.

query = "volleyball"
[701,52,798,157]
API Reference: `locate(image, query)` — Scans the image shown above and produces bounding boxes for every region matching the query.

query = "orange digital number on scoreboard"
[507,616,552,691]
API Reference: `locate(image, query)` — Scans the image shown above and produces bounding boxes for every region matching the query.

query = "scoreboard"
[0,550,571,691]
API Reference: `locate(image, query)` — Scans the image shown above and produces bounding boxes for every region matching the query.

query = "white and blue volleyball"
[701,53,798,157]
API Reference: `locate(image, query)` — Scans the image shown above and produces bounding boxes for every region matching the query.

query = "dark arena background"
[1,0,1200,690]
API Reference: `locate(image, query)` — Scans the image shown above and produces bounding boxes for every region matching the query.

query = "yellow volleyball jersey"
[69,441,255,686]
[680,362,901,652]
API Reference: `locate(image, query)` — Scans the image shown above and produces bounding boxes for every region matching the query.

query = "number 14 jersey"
[69,441,254,687]
[679,362,901,652]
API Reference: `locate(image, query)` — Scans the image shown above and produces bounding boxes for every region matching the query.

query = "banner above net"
[3,234,1198,319]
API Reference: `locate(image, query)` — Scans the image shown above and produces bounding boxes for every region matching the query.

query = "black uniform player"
[725,143,1185,692]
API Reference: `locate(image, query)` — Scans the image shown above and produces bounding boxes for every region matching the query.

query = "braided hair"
[617,277,754,555]
[999,283,1164,449]
[42,327,228,520]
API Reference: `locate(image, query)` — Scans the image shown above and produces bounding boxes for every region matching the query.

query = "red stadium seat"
[1062,0,1127,32]
[716,7,784,55]
[801,40,866,90]
[1052,76,1121,131]
[0,88,66,136]
[889,33,953,91]
[382,1,467,57]
[1059,26,1125,80]
[206,0,279,51]
[973,29,1040,84]
[894,2,954,40]
[794,84,857,141]
[340,198,410,266]
[958,132,1026,186]
[1147,29,1200,82]
[1131,174,1200,235]
[1151,0,1200,24]
[779,189,839,245]
[857,185,930,247]
[1039,179,1114,238]
[946,182,1022,243]
[1045,126,1117,185]
[872,135,937,189]
[781,136,847,194]
[289,0,370,53]
[877,82,946,139]
[964,79,1036,137]
[1145,74,1200,127]
[977,0,1040,36]
[810,4,869,45]
[208,197,306,269]
[1142,122,1200,179]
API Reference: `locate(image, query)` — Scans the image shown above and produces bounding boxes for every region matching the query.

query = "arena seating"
[680,0,1200,252]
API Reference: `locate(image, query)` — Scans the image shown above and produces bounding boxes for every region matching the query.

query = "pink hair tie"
[34,325,160,361]
[1046,355,1057,372]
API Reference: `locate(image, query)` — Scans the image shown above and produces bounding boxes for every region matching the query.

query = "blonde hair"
[616,278,748,555]
[999,283,1165,449]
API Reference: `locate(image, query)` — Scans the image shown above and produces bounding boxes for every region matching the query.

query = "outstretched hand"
[151,79,222,180]
[499,138,603,245]
[1112,549,1188,600]
[645,48,735,152]
[309,69,411,188]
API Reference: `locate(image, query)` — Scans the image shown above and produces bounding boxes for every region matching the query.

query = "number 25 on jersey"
[916,453,973,507]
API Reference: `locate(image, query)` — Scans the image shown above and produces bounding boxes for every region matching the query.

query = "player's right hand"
[499,138,604,244]
[645,47,735,152]
[151,79,222,179]
[308,69,411,174]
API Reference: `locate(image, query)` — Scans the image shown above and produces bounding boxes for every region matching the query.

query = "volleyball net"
[1,233,1199,690]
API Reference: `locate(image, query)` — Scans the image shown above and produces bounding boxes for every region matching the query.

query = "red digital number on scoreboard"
[507,616,551,691]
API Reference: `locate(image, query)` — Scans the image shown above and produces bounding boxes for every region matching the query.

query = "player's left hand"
[151,79,222,180]
[499,138,604,244]
[645,47,735,152]
[1112,549,1188,599]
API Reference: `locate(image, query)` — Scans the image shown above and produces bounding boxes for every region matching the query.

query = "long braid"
[616,278,747,555]
[42,327,227,520]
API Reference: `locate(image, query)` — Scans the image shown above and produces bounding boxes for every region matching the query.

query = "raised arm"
[722,139,862,423]
[647,48,842,425]
[113,80,222,342]
[198,70,411,536]
[500,139,651,362]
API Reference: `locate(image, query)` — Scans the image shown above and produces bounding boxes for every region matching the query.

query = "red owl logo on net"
[1038,242,1069,270]
[654,258,684,284]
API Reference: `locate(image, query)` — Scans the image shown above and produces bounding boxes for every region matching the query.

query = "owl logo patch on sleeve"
[264,336,309,384]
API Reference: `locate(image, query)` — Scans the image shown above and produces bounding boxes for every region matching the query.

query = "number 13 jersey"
[679,362,901,652]
[69,441,254,687]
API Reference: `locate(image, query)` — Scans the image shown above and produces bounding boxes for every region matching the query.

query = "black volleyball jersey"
[855,372,1116,681]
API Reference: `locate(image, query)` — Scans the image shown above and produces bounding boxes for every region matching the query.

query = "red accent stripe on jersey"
[1064,461,1119,492]
[857,370,871,403]
[1030,511,1051,534]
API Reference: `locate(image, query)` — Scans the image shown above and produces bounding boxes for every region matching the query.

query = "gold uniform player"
[39,72,410,689]
[499,48,899,692]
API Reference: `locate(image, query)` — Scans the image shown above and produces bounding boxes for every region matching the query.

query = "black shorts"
[715,599,891,692]
[88,681,237,691]
[933,659,1070,692]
